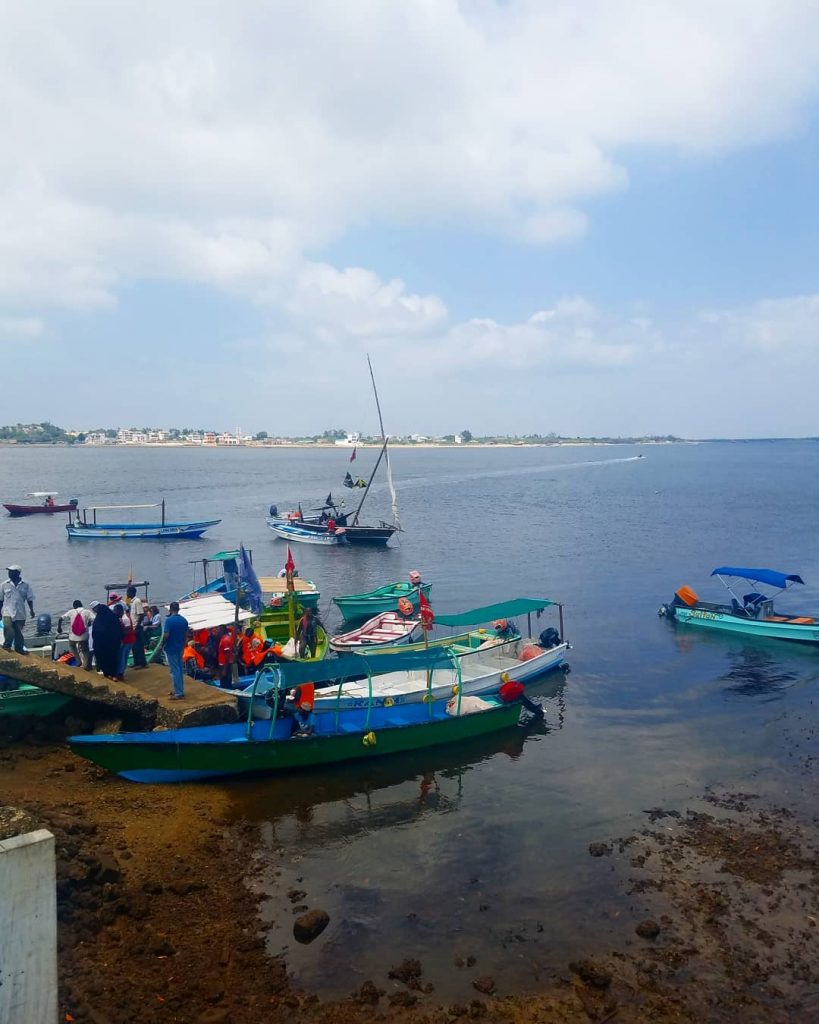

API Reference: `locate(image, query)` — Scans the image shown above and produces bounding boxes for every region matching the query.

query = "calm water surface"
[1,441,818,998]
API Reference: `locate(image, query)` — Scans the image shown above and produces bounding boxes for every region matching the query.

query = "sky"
[2,0,819,439]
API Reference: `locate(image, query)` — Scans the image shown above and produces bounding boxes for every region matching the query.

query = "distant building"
[335,432,360,446]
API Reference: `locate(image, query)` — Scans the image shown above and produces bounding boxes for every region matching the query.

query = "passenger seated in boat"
[183,632,213,680]
[283,683,316,736]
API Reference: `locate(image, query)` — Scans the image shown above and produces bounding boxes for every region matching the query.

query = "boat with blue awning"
[659,567,819,645]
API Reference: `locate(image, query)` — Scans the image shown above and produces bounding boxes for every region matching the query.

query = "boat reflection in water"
[223,672,567,1002]
[719,647,799,700]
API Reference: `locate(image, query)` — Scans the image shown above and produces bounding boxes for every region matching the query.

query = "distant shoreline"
[0,439,687,451]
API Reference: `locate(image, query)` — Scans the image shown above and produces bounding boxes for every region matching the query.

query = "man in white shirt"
[61,599,93,670]
[0,565,35,654]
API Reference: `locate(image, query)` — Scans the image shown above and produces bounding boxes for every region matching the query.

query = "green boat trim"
[69,699,521,783]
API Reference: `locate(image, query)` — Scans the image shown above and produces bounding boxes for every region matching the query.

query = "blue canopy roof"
[711,567,804,589]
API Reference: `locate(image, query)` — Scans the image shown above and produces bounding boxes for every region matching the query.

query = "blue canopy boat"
[66,501,220,540]
[659,567,819,645]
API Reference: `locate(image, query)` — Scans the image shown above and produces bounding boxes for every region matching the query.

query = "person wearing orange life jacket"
[239,628,268,671]
[216,625,235,688]
[182,633,211,679]
[286,682,316,736]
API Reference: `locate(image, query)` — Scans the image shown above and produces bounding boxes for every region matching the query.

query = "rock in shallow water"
[293,908,330,944]
[636,918,661,939]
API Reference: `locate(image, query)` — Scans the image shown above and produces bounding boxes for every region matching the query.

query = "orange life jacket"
[183,644,205,669]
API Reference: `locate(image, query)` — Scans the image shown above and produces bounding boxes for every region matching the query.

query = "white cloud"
[1,0,819,325]
[0,316,44,340]
[284,263,447,339]
[696,295,819,356]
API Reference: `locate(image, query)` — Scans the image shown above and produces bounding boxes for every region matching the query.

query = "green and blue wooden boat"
[334,580,432,622]
[68,694,521,783]
[660,567,819,645]
[256,606,329,662]
[0,680,71,717]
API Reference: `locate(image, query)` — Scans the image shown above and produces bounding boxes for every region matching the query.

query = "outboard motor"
[36,612,52,636]
[269,504,279,518]
[538,627,561,649]
[69,498,79,508]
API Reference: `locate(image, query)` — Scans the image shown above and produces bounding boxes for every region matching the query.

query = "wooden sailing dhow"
[266,355,401,546]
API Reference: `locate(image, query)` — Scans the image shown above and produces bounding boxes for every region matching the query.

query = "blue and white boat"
[267,518,346,545]
[67,502,220,540]
[659,566,819,645]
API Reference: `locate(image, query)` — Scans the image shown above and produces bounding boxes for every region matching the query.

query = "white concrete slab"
[0,828,57,1024]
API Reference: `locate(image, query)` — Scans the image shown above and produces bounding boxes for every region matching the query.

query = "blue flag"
[239,543,263,614]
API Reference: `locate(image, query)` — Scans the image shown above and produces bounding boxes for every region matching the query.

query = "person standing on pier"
[89,600,122,680]
[61,599,92,669]
[0,565,35,654]
[156,601,188,700]
[113,603,135,680]
[126,585,148,669]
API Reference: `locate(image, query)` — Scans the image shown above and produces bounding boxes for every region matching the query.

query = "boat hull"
[0,681,71,717]
[267,521,343,545]
[334,582,433,622]
[312,640,568,712]
[242,639,568,718]
[69,701,521,782]
[329,611,420,652]
[673,606,819,644]
[270,516,395,546]
[66,520,221,540]
[4,503,76,516]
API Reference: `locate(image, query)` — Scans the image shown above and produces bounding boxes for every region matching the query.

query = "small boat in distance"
[66,501,220,540]
[659,566,819,645]
[267,519,346,545]
[4,493,78,517]
[329,610,421,652]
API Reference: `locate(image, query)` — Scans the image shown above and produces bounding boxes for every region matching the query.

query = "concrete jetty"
[0,650,238,729]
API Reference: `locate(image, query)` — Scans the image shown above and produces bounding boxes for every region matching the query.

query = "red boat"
[4,494,78,517]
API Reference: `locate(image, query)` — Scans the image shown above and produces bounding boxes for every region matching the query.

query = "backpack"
[72,611,86,636]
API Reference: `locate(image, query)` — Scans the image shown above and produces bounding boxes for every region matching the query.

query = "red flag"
[285,545,295,574]
[349,447,357,462]
[418,590,434,630]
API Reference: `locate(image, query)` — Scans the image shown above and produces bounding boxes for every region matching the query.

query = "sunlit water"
[2,440,818,998]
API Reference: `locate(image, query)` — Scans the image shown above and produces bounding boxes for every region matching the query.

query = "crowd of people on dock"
[1,564,323,702]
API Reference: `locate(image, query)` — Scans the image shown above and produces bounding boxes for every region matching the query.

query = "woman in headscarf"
[90,600,122,680]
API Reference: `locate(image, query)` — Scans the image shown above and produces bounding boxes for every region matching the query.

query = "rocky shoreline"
[2,715,818,1023]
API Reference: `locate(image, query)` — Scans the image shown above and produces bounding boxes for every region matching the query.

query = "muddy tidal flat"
[3,717,818,1024]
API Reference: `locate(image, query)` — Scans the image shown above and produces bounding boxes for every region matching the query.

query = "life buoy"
[397,597,413,616]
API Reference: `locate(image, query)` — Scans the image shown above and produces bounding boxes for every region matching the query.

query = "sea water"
[1,440,817,998]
